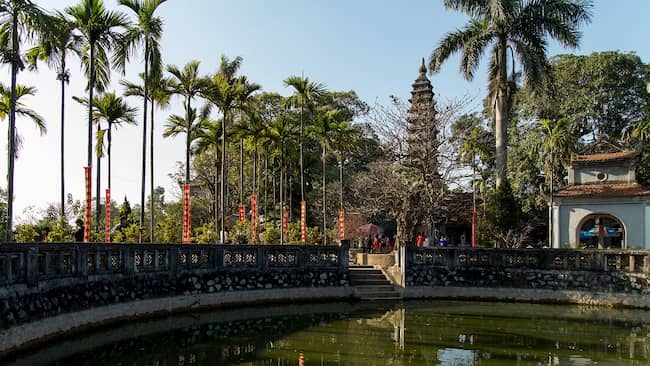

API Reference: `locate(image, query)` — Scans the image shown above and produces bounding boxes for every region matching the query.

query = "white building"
[552,151,650,249]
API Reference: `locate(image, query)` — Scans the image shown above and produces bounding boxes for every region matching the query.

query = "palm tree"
[202,55,260,242]
[266,112,297,244]
[0,0,46,240]
[330,121,359,211]
[117,0,166,242]
[307,111,337,245]
[0,83,46,157]
[429,0,592,188]
[25,12,81,219]
[536,117,573,246]
[284,75,326,241]
[121,72,171,241]
[167,60,208,183]
[67,0,129,233]
[75,92,137,191]
[193,112,223,226]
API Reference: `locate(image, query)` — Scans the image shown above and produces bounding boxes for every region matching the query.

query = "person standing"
[416,232,425,247]
[72,219,85,242]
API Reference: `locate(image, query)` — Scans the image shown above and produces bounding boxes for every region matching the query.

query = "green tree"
[0,82,45,157]
[429,0,592,188]
[266,112,298,243]
[330,120,360,211]
[78,92,137,191]
[0,0,46,240]
[201,55,260,242]
[307,111,337,244]
[25,12,82,218]
[284,75,326,239]
[166,60,208,184]
[121,72,172,241]
[67,0,129,234]
[117,0,166,242]
[537,52,650,144]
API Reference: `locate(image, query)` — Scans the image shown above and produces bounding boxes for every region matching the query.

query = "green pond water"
[7,301,650,366]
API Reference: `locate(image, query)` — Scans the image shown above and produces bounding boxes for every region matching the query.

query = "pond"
[5,301,649,365]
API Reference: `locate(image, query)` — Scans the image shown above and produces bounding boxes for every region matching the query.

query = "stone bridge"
[1,243,650,355]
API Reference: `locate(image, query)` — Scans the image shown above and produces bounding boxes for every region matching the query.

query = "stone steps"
[349,266,401,301]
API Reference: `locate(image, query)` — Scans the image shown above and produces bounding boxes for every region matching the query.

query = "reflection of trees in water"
[45,313,351,366]
[26,301,650,366]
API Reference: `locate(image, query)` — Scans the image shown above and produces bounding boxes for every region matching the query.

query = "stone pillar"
[26,246,38,286]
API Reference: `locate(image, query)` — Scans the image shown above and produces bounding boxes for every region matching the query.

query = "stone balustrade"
[406,247,650,294]
[0,243,349,333]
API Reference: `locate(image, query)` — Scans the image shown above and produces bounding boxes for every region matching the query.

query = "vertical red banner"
[238,205,245,222]
[282,208,288,234]
[338,208,345,240]
[84,167,92,243]
[251,195,257,243]
[182,184,191,244]
[105,188,111,243]
[300,200,307,242]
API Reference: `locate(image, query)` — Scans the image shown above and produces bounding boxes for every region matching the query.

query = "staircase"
[349,265,401,301]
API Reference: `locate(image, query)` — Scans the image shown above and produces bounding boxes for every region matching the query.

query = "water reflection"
[5,301,649,366]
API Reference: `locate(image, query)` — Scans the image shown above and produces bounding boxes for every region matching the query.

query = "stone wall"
[0,243,349,332]
[406,248,650,295]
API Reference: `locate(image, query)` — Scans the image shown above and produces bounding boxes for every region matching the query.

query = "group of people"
[371,233,395,253]
[415,232,449,248]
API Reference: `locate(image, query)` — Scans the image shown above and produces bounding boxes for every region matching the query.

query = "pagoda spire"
[406,58,441,181]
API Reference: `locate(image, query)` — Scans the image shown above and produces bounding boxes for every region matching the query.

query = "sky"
[1,0,649,225]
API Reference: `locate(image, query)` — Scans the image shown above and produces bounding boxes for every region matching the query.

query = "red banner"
[238,205,245,222]
[84,167,92,243]
[251,195,257,243]
[105,188,111,243]
[338,208,345,240]
[182,184,191,244]
[300,200,307,242]
[282,208,288,234]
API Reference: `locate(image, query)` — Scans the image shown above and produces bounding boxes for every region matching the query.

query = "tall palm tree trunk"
[299,104,304,201]
[219,110,227,243]
[108,125,112,189]
[139,49,149,242]
[339,157,343,209]
[495,38,508,189]
[6,13,19,241]
[264,154,268,219]
[60,73,66,218]
[279,142,284,244]
[95,123,102,232]
[150,99,155,242]
[322,146,326,245]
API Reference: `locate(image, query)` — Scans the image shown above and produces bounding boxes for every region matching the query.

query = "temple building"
[552,151,650,249]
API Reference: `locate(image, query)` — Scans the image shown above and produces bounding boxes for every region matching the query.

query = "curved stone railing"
[404,247,650,307]
[0,242,350,353]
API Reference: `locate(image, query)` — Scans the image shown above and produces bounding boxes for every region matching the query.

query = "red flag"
[84,167,92,243]
[338,208,345,240]
[238,205,245,222]
[300,200,307,242]
[182,184,191,244]
[282,208,289,234]
[105,188,111,243]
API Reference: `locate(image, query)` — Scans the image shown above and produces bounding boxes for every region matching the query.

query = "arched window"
[578,214,625,249]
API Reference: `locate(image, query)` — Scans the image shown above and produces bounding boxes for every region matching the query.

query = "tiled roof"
[572,151,637,164]
[554,183,650,198]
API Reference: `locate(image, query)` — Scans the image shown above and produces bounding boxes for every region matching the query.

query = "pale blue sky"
[1,0,649,223]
